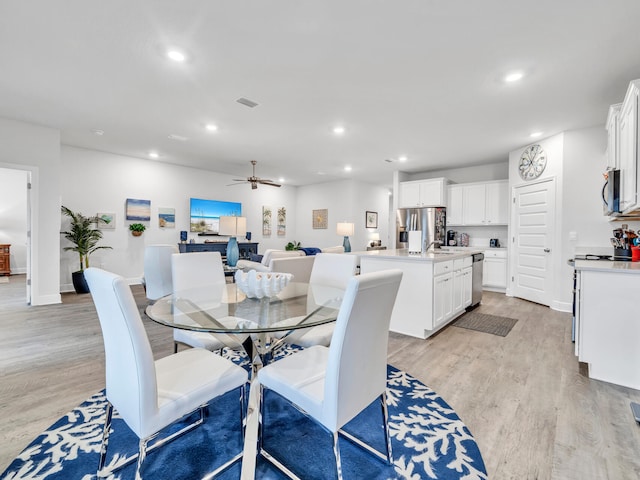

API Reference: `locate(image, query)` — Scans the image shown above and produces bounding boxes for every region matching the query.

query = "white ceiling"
[1,0,640,187]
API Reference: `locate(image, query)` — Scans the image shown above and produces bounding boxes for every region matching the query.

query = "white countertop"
[352,248,482,262]
[574,259,640,274]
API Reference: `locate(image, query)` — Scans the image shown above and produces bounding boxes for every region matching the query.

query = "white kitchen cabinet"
[451,257,472,316]
[618,81,640,213]
[462,266,472,307]
[575,266,640,390]
[399,178,447,208]
[447,184,464,225]
[606,103,622,170]
[448,180,509,226]
[483,249,507,291]
[434,271,453,328]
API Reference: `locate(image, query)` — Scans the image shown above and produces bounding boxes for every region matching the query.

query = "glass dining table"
[145,281,345,479]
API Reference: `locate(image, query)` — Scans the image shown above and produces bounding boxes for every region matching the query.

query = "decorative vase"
[72,270,90,294]
[234,270,293,299]
[227,236,239,266]
[131,231,142,237]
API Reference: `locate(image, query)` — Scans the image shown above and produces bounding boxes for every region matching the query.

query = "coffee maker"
[447,230,457,246]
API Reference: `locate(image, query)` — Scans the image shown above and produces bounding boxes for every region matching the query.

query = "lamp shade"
[219,216,247,236]
[336,222,354,236]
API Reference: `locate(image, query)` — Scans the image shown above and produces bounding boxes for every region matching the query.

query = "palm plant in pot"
[61,206,112,293]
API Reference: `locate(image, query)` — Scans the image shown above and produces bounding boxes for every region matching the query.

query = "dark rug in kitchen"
[452,312,518,337]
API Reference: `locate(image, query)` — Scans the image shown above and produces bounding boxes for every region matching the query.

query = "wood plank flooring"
[1,275,640,479]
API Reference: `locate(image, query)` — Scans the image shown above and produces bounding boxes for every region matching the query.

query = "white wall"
[0,117,61,305]
[408,161,509,183]
[60,146,297,290]
[294,180,391,251]
[0,168,28,273]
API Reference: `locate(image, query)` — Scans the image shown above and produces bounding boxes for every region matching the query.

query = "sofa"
[236,246,344,283]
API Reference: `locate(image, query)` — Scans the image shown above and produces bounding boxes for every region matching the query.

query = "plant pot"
[72,270,90,294]
[131,231,143,237]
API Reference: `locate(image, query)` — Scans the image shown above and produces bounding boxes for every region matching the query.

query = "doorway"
[511,178,556,306]
[0,167,31,305]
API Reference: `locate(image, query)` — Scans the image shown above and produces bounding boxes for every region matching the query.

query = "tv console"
[178,242,258,259]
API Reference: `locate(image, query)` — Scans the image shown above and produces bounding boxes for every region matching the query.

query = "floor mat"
[452,311,518,337]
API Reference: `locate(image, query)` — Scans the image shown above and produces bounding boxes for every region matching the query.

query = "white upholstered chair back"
[309,253,358,288]
[171,251,225,295]
[84,268,158,438]
[144,244,179,301]
[322,269,402,431]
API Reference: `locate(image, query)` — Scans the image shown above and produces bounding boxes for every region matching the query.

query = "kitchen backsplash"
[446,225,508,248]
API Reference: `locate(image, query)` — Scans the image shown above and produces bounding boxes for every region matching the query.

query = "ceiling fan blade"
[257,179,282,187]
[226,182,248,186]
[232,178,247,182]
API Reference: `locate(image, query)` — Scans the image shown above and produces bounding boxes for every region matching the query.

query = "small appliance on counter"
[408,231,422,253]
[490,238,500,248]
[447,230,457,246]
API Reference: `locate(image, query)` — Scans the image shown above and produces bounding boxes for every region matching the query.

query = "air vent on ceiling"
[236,97,259,108]
[384,159,393,163]
[168,134,188,141]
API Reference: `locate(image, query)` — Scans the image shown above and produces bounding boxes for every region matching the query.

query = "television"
[189,198,242,234]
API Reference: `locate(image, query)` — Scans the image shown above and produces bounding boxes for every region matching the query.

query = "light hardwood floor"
[1,275,639,479]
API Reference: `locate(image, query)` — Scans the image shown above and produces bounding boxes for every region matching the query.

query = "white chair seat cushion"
[258,345,328,427]
[148,348,248,437]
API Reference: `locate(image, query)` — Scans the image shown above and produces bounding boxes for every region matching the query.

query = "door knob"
[543,248,551,253]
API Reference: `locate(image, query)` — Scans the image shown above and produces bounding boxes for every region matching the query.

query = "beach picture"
[158,207,175,228]
[126,198,151,221]
[277,206,286,236]
[96,212,116,230]
[262,205,272,236]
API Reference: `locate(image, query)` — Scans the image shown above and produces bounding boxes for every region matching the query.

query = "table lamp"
[336,222,355,253]
[219,216,247,267]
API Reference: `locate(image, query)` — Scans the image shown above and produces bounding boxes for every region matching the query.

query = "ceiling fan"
[228,160,282,189]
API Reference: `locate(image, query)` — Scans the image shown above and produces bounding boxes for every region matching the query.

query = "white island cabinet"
[356,249,474,339]
[575,260,640,390]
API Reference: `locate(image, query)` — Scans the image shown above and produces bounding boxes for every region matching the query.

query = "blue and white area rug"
[1,348,487,480]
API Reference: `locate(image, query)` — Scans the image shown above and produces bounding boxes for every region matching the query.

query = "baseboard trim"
[551,300,571,313]
[31,294,62,306]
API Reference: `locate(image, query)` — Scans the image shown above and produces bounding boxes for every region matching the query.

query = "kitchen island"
[574,259,640,390]
[353,249,480,339]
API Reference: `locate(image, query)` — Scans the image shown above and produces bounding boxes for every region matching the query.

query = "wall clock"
[519,144,547,180]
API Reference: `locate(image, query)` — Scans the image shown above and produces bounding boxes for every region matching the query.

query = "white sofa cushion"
[261,249,305,266]
[320,245,345,254]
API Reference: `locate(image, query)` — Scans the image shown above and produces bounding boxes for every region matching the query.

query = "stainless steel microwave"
[602,168,620,215]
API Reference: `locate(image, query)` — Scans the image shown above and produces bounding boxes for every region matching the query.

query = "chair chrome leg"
[258,384,265,451]
[173,341,179,354]
[135,436,150,480]
[332,431,343,480]
[240,383,247,440]
[97,401,113,475]
[380,391,393,464]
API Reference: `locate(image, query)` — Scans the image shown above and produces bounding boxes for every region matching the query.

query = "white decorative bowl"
[234,270,293,299]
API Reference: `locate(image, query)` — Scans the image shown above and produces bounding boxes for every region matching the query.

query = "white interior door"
[512,179,556,306]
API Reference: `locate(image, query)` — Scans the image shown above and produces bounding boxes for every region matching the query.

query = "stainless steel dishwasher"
[469,252,484,308]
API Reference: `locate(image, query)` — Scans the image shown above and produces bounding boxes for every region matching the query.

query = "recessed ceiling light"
[504,71,524,83]
[344,165,352,172]
[91,129,104,136]
[278,177,285,183]
[205,124,218,132]
[333,126,346,135]
[530,131,543,138]
[167,50,186,62]
[398,156,408,162]
[149,152,159,159]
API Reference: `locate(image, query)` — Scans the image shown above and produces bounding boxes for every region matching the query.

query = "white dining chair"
[84,267,248,479]
[257,269,403,480]
[283,253,358,347]
[171,251,240,353]
[143,244,179,302]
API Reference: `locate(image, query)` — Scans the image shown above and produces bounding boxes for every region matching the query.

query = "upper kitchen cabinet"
[398,178,447,208]
[448,180,509,226]
[606,103,622,170]
[618,80,640,214]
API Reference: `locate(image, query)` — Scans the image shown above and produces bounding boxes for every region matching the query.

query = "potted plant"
[129,223,146,236]
[285,241,301,251]
[61,206,112,294]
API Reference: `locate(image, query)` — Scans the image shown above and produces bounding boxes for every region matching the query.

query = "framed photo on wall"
[366,211,378,228]
[312,209,328,229]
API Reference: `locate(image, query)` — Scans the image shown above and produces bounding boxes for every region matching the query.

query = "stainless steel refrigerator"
[396,207,446,252]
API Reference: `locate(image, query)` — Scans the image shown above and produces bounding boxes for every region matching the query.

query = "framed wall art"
[313,209,328,229]
[97,213,116,230]
[277,206,286,236]
[366,211,378,229]
[158,207,175,228]
[126,198,151,221]
[262,206,272,236]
